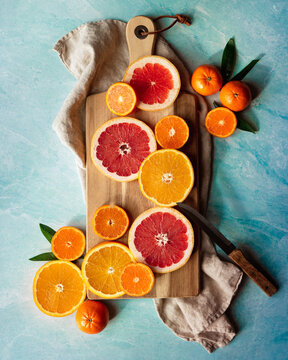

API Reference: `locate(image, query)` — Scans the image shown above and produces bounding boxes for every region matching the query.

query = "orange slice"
[82,242,135,298]
[51,226,86,261]
[106,82,137,116]
[138,149,194,207]
[92,205,129,240]
[155,115,189,149]
[205,107,237,138]
[120,263,155,296]
[33,261,86,317]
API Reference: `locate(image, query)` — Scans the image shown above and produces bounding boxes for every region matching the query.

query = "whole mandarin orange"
[191,65,223,96]
[220,80,251,111]
[75,300,109,334]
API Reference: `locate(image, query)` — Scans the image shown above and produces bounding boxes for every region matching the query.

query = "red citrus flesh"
[123,56,181,111]
[91,118,156,182]
[129,208,194,273]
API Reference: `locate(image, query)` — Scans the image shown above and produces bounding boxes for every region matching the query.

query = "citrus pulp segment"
[51,226,86,261]
[128,207,194,273]
[106,82,137,116]
[33,261,86,317]
[123,56,181,111]
[138,149,194,207]
[82,242,136,298]
[91,117,157,182]
[92,205,129,240]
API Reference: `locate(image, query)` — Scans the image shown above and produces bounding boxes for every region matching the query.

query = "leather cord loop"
[140,14,191,36]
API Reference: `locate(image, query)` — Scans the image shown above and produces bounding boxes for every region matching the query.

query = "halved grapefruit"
[123,56,181,111]
[129,207,194,273]
[91,118,157,182]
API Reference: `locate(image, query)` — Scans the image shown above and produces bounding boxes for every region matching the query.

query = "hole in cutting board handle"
[134,25,148,39]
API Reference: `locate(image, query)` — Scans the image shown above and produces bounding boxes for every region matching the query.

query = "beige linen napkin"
[53,20,243,353]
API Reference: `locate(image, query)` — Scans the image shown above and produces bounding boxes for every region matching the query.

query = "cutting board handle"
[126,16,156,64]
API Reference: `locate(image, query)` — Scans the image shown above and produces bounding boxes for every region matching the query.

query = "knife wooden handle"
[229,249,277,297]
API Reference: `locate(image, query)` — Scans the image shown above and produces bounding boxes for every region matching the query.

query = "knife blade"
[177,202,236,255]
[177,203,277,297]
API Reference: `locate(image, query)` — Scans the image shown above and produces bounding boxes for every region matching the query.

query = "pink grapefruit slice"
[91,117,157,182]
[128,207,194,273]
[123,56,181,111]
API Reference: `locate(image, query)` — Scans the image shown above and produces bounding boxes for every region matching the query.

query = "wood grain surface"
[85,91,199,299]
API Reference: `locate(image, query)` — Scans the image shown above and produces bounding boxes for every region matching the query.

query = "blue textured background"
[1,1,287,359]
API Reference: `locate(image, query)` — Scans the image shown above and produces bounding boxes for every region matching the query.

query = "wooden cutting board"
[85,16,199,299]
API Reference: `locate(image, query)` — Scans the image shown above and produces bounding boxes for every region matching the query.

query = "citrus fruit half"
[106,82,137,116]
[82,242,135,298]
[51,226,86,261]
[205,107,237,138]
[75,300,109,334]
[123,56,181,111]
[155,115,189,149]
[92,205,129,240]
[191,64,222,96]
[33,261,86,317]
[220,80,252,112]
[128,207,194,273]
[91,117,157,182]
[138,149,194,207]
[120,263,155,297]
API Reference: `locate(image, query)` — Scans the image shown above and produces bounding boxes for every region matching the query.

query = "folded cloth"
[53,19,243,353]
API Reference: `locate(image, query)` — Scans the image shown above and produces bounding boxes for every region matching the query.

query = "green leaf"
[29,252,58,261]
[237,116,257,133]
[231,58,260,81]
[221,38,236,83]
[213,101,221,108]
[39,223,56,243]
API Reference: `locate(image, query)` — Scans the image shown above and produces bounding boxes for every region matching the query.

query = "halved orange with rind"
[33,261,86,317]
[82,242,136,299]
[138,149,194,207]
[106,82,137,116]
[120,263,155,297]
[51,226,86,261]
[92,205,129,240]
[205,107,237,138]
[155,115,189,149]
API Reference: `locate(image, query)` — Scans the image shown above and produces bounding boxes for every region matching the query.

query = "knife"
[177,203,277,297]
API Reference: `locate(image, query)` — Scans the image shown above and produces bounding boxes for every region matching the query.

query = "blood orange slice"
[91,118,157,182]
[123,56,181,111]
[129,207,194,273]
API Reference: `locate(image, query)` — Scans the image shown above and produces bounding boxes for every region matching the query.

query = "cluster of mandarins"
[191,64,251,138]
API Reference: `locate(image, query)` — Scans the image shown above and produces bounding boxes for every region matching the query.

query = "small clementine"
[191,65,222,96]
[220,80,251,112]
[76,300,109,334]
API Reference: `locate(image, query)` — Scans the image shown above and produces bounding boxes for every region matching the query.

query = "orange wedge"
[106,82,137,116]
[82,242,135,299]
[138,149,194,207]
[51,226,86,261]
[120,263,155,297]
[33,261,86,317]
[92,205,129,240]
